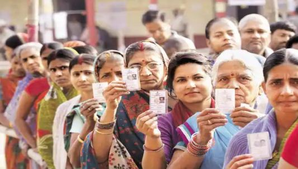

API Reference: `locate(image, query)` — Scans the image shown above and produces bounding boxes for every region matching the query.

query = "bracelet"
[143,144,164,152]
[77,135,84,144]
[96,120,116,130]
[9,122,13,128]
[95,129,113,135]
[186,133,213,156]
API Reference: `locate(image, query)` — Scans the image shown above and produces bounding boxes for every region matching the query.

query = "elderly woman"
[224,49,298,169]
[165,49,264,169]
[80,41,169,169]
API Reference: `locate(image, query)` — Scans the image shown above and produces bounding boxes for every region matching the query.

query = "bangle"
[186,133,213,156]
[143,144,164,152]
[96,120,116,130]
[77,135,84,144]
[95,129,113,135]
[9,122,13,128]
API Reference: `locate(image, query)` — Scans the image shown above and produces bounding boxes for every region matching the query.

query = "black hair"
[286,35,298,48]
[40,42,63,55]
[205,17,238,39]
[72,45,98,55]
[47,49,76,66]
[263,49,298,82]
[270,21,296,34]
[5,34,25,49]
[166,51,211,94]
[69,54,96,71]
[142,10,166,25]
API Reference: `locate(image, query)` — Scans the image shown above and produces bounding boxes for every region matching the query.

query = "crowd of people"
[0,9,298,169]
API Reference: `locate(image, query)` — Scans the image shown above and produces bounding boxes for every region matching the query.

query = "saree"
[175,112,240,169]
[37,83,78,169]
[53,95,81,169]
[4,73,33,123]
[81,91,150,168]
[223,109,297,169]
[0,75,29,169]
[64,102,106,152]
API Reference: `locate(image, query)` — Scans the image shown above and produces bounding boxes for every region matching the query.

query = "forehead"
[128,51,162,64]
[267,63,298,79]
[174,63,206,77]
[71,63,93,72]
[20,48,39,59]
[273,29,295,35]
[49,59,69,68]
[241,20,269,31]
[145,20,165,30]
[99,60,124,72]
[217,60,251,75]
[210,20,237,33]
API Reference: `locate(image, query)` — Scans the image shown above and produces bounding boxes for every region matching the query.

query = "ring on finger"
[88,107,92,111]
[207,120,212,125]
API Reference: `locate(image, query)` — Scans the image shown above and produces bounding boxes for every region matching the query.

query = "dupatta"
[81,91,150,169]
[176,112,240,169]
[37,83,78,169]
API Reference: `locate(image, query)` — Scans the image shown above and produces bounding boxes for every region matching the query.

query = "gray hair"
[239,14,270,32]
[212,49,264,86]
[14,42,42,59]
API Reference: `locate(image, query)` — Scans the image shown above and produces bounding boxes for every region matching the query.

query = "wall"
[94,0,215,48]
[0,0,28,32]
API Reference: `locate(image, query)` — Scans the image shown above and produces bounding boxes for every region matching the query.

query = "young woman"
[205,17,241,61]
[52,50,124,169]
[136,51,214,168]
[37,49,78,169]
[225,49,298,169]
[80,41,170,168]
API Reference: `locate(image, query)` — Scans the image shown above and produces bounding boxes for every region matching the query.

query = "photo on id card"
[215,89,235,114]
[92,82,108,103]
[122,68,141,91]
[150,90,167,115]
[247,132,272,161]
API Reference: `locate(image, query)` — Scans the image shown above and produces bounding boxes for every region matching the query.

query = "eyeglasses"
[129,62,163,71]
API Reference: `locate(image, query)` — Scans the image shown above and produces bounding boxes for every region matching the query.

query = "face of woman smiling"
[263,63,298,114]
[215,60,261,107]
[172,63,212,104]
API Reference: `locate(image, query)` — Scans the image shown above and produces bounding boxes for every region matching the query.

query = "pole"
[215,0,227,18]
[27,0,39,42]
[85,0,97,46]
[264,0,278,23]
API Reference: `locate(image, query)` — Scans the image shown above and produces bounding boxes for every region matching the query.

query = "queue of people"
[0,10,298,169]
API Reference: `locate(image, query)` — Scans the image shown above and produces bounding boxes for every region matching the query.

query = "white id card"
[150,90,167,114]
[215,89,235,114]
[247,132,272,161]
[92,82,108,103]
[122,68,141,91]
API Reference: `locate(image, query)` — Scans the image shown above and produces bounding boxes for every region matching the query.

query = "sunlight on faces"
[215,61,261,107]
[10,56,25,77]
[207,20,241,54]
[70,63,95,93]
[48,59,72,88]
[173,63,212,104]
[19,48,43,74]
[240,20,271,55]
[270,29,295,51]
[128,51,167,91]
[145,20,171,45]
[263,63,298,114]
[98,60,124,83]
